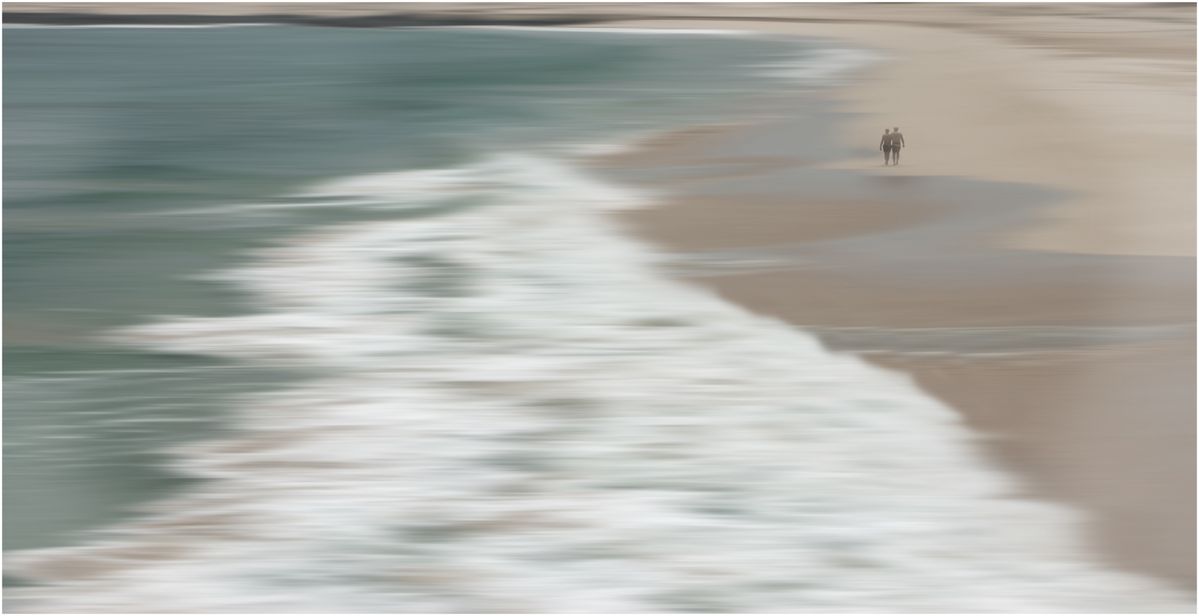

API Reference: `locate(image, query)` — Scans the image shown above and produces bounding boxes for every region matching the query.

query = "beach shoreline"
[6,5,1192,254]
[585,6,1195,591]
[5,2,1194,604]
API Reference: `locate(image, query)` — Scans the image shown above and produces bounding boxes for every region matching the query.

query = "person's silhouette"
[879,129,893,166]
[891,126,905,165]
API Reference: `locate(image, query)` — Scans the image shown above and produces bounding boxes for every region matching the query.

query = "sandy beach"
[588,4,1195,591]
[4,2,1194,607]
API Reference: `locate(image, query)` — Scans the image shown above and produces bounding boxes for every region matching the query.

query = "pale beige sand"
[872,341,1196,588]
[595,8,1195,257]
[588,4,1195,591]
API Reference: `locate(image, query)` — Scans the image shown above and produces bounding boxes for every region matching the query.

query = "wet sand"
[593,6,1195,592]
[873,341,1195,588]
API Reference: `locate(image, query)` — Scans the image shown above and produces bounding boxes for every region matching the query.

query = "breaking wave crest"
[8,156,1189,613]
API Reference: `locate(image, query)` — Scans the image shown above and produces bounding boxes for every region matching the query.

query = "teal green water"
[4,25,805,556]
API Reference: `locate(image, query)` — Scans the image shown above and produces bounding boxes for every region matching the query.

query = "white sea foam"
[758,46,884,85]
[8,155,1190,613]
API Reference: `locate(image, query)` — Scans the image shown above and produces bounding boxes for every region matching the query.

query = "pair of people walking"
[880,127,905,166]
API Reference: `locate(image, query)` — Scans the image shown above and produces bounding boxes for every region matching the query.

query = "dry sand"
[588,4,1195,591]
[592,6,1196,258]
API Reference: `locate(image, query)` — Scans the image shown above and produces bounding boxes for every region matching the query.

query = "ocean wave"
[7,155,1189,612]
[757,46,884,85]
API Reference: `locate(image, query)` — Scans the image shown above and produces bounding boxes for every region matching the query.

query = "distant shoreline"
[2,11,622,28]
[0,3,869,29]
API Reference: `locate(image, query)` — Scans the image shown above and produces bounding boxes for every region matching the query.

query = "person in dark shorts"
[891,126,905,165]
[880,129,893,166]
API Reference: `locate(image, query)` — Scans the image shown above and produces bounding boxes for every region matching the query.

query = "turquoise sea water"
[5,23,802,562]
[6,24,1188,614]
